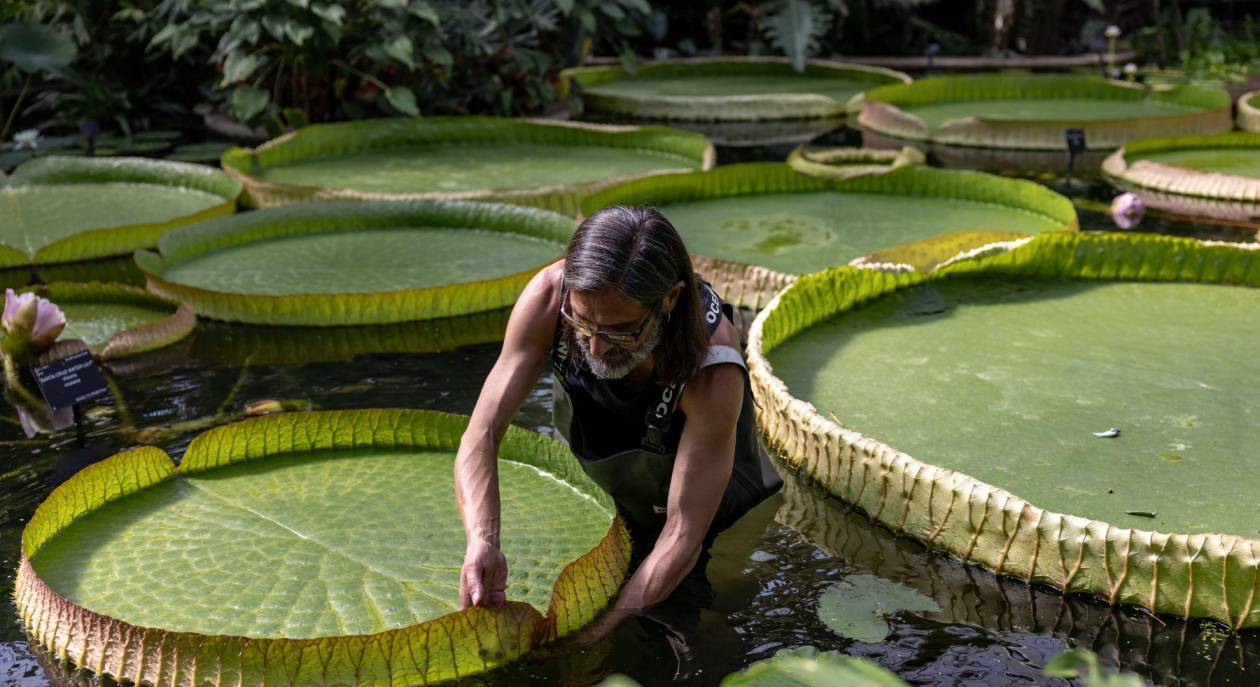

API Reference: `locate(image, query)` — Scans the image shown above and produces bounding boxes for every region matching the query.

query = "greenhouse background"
[3,0,1260,685]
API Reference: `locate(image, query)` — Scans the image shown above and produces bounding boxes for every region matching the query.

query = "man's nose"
[588,334,610,358]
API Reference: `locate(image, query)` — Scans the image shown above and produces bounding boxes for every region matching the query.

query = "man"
[454,205,781,626]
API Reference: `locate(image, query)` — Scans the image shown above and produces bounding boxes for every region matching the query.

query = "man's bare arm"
[454,262,561,607]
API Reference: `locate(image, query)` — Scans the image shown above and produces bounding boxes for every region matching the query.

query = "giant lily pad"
[1103,132,1260,221]
[749,231,1260,628]
[581,163,1076,308]
[858,74,1231,151]
[563,57,909,122]
[816,574,941,643]
[0,156,241,268]
[136,200,574,326]
[15,409,631,686]
[23,282,194,360]
[220,117,714,214]
[720,647,909,686]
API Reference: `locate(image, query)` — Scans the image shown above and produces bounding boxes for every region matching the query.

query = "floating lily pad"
[1103,132,1260,221]
[22,282,194,360]
[720,647,909,686]
[15,409,631,686]
[817,574,941,643]
[166,141,235,163]
[858,74,1231,151]
[136,200,573,325]
[564,57,909,122]
[749,231,1260,628]
[0,156,241,268]
[581,163,1075,307]
[220,117,714,214]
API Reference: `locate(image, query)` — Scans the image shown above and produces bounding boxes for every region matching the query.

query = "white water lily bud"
[2,289,66,355]
[12,128,41,150]
[1105,25,1121,39]
[29,296,66,350]
[3,289,38,336]
[1124,62,1138,75]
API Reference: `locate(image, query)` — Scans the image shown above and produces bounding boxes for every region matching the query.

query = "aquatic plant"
[15,409,631,686]
[749,231,1260,628]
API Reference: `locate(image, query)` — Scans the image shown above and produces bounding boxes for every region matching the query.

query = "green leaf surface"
[231,85,271,122]
[817,575,940,643]
[0,156,240,267]
[761,0,828,72]
[0,22,77,73]
[18,410,631,686]
[22,282,193,359]
[384,86,420,116]
[138,199,573,325]
[720,647,909,686]
[222,51,266,85]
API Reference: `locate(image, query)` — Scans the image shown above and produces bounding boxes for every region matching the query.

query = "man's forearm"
[454,425,502,546]
[613,527,704,611]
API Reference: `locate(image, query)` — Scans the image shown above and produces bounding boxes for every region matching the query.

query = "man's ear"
[661,280,686,315]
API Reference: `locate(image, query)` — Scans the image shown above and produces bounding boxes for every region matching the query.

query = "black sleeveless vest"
[551,283,782,536]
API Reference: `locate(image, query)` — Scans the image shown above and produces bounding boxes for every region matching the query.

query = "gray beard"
[572,316,663,381]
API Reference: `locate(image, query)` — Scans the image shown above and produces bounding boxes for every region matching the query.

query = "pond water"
[3,125,1259,686]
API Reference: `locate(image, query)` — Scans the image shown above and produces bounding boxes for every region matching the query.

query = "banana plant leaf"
[219,117,715,215]
[0,157,241,268]
[858,74,1231,151]
[136,199,575,326]
[15,409,631,686]
[749,231,1260,628]
[563,56,910,122]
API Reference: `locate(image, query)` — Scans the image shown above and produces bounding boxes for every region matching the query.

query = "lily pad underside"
[749,231,1260,628]
[858,74,1232,151]
[220,117,715,214]
[136,200,574,326]
[563,57,910,122]
[16,409,631,686]
[1103,133,1260,212]
[24,282,194,360]
[580,163,1076,308]
[0,156,241,268]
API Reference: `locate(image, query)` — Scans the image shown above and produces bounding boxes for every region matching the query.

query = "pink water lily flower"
[3,289,66,351]
[1109,192,1144,230]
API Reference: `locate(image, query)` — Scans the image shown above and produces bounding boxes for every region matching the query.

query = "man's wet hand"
[459,540,508,608]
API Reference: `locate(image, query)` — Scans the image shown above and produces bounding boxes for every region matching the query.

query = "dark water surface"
[3,127,1259,686]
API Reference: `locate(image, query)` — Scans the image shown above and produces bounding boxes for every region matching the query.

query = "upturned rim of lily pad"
[1102,131,1260,211]
[562,56,911,122]
[20,282,195,360]
[747,231,1260,629]
[219,116,716,215]
[0,156,242,268]
[15,409,632,686]
[858,74,1232,151]
[135,199,576,326]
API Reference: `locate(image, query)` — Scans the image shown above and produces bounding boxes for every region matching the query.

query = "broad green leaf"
[423,44,453,70]
[217,116,711,217]
[565,57,908,122]
[311,3,346,24]
[220,50,265,85]
[817,575,940,643]
[24,282,194,359]
[0,22,77,73]
[284,20,316,45]
[750,231,1260,630]
[721,647,909,686]
[17,410,631,686]
[0,156,240,267]
[230,85,270,122]
[137,199,574,325]
[384,85,420,116]
[383,35,415,69]
[581,164,1074,279]
[408,0,441,26]
[554,0,575,15]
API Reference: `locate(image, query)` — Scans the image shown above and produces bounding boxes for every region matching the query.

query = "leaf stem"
[1,75,33,143]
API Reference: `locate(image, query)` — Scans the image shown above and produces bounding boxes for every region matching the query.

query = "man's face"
[566,290,662,380]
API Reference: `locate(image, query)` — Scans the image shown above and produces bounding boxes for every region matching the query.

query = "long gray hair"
[563,205,708,384]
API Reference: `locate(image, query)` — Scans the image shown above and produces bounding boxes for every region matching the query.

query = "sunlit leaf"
[384,85,420,116]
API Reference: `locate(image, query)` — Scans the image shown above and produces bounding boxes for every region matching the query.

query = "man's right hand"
[459,540,508,608]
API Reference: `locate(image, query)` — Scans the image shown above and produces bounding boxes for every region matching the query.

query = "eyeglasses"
[560,296,660,346]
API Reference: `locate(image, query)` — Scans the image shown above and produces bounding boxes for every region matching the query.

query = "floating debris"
[1126,510,1157,518]
[1092,427,1121,438]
